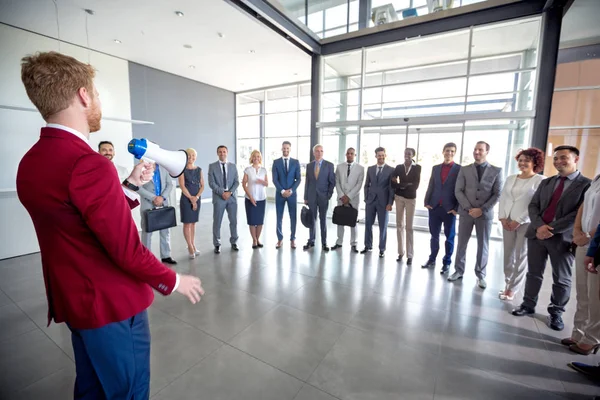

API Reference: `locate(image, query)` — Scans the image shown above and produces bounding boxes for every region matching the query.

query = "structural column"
[310,53,321,161]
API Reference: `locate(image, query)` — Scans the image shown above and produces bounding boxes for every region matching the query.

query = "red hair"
[515,147,545,173]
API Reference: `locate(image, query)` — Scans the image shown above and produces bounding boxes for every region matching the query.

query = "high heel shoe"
[569,343,600,355]
[257,242,264,248]
[188,253,196,259]
[499,293,514,301]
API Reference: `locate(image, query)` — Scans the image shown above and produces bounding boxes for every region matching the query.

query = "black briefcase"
[332,204,358,227]
[144,206,177,232]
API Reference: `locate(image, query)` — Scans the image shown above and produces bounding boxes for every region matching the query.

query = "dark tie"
[222,163,227,189]
[542,177,567,224]
[377,166,382,181]
[284,158,288,175]
[347,163,351,177]
[476,164,483,182]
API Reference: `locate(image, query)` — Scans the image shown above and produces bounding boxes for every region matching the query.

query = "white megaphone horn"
[127,138,188,178]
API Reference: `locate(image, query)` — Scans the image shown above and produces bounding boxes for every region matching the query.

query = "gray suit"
[335,162,365,246]
[453,162,503,279]
[364,164,394,251]
[208,161,239,247]
[521,172,591,316]
[304,159,336,245]
[139,165,174,259]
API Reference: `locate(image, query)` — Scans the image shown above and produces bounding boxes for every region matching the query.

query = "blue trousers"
[68,310,151,400]
[428,205,456,266]
[275,193,297,241]
[364,202,389,251]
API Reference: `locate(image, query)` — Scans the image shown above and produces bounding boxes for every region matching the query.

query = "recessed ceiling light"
[370,60,377,64]
[113,39,122,44]
[183,44,192,49]
[175,11,184,17]
[240,83,245,86]
[293,73,298,76]
[188,65,195,69]
[84,9,95,15]
[217,32,225,38]
[249,50,255,54]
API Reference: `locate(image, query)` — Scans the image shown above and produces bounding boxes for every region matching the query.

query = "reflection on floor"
[0,200,599,399]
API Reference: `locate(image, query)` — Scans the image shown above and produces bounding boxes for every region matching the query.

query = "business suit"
[391,163,421,260]
[304,159,335,245]
[424,162,461,267]
[521,172,591,316]
[138,165,174,259]
[334,161,365,246]
[498,173,545,293]
[17,127,176,398]
[208,161,240,247]
[453,162,503,279]
[272,157,301,241]
[364,164,395,251]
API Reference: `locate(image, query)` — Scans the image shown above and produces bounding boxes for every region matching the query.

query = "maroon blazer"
[17,127,177,329]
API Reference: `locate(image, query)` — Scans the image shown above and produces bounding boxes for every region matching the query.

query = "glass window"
[298,110,311,137]
[471,18,541,60]
[325,3,348,31]
[237,91,263,116]
[237,139,261,177]
[265,113,298,137]
[237,116,260,139]
[307,10,323,33]
[299,84,311,110]
[266,86,298,113]
[323,50,362,92]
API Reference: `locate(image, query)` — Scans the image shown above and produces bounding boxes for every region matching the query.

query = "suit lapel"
[471,164,479,183]
[559,176,583,206]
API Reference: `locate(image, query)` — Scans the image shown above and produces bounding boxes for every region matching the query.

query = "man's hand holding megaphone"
[126,160,155,188]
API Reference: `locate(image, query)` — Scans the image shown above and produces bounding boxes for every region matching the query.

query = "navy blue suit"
[272,157,301,241]
[304,159,335,245]
[424,162,461,266]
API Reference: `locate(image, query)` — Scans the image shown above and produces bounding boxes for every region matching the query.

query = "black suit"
[521,172,591,316]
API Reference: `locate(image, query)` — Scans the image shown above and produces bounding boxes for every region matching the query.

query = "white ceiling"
[0,0,311,92]
[561,0,600,47]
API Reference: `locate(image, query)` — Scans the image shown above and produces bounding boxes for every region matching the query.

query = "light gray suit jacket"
[208,161,239,204]
[455,163,503,220]
[335,162,365,209]
[138,165,174,211]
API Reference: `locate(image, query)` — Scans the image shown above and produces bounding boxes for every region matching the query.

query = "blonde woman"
[242,150,268,248]
[178,148,204,259]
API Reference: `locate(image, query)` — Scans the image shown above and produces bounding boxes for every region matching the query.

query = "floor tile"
[293,384,340,400]
[0,303,38,342]
[12,366,76,400]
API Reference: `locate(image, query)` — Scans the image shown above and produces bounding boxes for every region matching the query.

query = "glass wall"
[318,17,541,233]
[236,83,311,200]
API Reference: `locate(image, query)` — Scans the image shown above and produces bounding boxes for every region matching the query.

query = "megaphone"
[127,138,188,178]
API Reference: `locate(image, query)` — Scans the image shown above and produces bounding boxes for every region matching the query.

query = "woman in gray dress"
[178,148,204,259]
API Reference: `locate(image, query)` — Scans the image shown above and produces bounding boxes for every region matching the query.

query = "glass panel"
[237,91,263,116]
[324,26,349,38]
[307,10,323,33]
[323,50,363,92]
[359,130,382,167]
[236,116,260,139]
[349,0,359,24]
[265,85,298,113]
[382,78,467,103]
[299,83,311,110]
[383,60,468,86]
[325,3,348,30]
[298,110,311,136]
[237,138,261,178]
[471,17,541,60]
[265,112,298,137]
[470,53,535,75]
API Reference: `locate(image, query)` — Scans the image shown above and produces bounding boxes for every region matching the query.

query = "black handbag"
[144,206,177,232]
[332,204,358,227]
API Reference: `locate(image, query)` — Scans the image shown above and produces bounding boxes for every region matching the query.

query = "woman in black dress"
[178,148,204,259]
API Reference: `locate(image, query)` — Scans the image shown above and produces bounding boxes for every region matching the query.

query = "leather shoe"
[549,314,564,331]
[567,362,600,380]
[232,244,239,251]
[406,258,413,265]
[396,255,403,262]
[511,305,534,317]
[322,245,330,252]
[214,246,221,254]
[422,261,435,269]
[360,248,372,254]
[447,272,463,282]
[161,257,177,265]
[351,245,358,253]
[440,264,450,274]
[303,242,315,251]
[379,251,384,258]
[331,244,342,250]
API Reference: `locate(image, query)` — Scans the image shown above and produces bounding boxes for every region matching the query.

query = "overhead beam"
[224,0,321,55]
[321,0,546,55]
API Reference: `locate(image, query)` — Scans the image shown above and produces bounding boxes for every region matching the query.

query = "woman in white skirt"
[498,147,546,301]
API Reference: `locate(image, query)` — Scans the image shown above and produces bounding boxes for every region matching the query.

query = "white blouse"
[244,166,267,202]
[498,173,545,224]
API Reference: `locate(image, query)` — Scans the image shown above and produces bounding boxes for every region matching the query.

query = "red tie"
[542,177,567,224]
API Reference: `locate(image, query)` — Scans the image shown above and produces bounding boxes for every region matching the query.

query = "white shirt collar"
[220,160,228,165]
[46,123,93,149]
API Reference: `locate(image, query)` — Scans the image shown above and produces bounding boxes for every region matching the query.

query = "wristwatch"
[122,179,139,191]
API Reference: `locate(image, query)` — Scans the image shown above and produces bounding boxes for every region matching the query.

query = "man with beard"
[98,140,130,182]
[16,51,204,398]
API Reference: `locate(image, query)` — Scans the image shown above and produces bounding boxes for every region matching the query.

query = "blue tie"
[153,164,162,196]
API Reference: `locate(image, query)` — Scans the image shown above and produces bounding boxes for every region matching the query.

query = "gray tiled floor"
[1,199,599,399]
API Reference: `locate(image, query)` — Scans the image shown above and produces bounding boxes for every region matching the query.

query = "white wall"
[0,24,137,259]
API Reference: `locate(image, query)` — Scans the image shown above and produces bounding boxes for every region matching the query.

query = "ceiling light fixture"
[217,32,224,38]
[188,65,195,69]
[113,39,122,44]
[183,44,192,49]
[249,50,255,54]
[84,9,95,15]
[175,11,184,17]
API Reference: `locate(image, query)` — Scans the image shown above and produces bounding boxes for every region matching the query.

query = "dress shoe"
[447,272,463,282]
[567,362,600,380]
[331,244,343,250]
[561,338,578,346]
[407,258,413,265]
[351,245,358,253]
[477,278,487,289]
[440,264,450,274]
[569,343,600,355]
[161,257,177,265]
[232,244,240,251]
[396,255,403,262]
[303,242,315,251]
[360,248,372,254]
[252,245,258,249]
[511,305,534,316]
[257,242,264,248]
[214,246,221,254]
[291,240,297,249]
[379,251,384,258]
[549,314,564,331]
[322,245,330,252]
[188,253,196,260]
[422,261,435,269]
